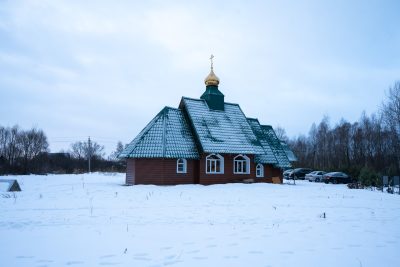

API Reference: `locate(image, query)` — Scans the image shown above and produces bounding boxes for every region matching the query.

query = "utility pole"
[88,136,92,173]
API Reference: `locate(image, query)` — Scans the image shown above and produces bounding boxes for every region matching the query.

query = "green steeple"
[201,55,225,110]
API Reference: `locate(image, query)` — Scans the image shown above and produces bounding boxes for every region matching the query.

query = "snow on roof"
[246,118,279,165]
[280,140,298,162]
[119,107,200,159]
[182,97,264,154]
[261,125,292,168]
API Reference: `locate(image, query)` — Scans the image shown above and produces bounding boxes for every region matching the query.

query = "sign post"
[382,176,389,192]
[393,176,400,195]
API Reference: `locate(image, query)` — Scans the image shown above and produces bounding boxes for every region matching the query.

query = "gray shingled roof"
[181,97,264,154]
[261,125,292,168]
[280,141,297,162]
[247,118,279,165]
[119,107,199,159]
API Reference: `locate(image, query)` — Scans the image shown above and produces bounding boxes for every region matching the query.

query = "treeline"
[0,125,125,175]
[287,81,400,184]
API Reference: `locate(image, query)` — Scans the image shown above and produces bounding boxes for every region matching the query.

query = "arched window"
[206,154,224,174]
[256,164,264,178]
[234,154,250,174]
[176,158,187,173]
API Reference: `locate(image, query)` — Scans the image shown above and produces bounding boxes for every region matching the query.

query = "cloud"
[0,0,399,154]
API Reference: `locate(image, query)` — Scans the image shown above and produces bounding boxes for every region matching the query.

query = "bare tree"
[20,128,49,173]
[382,81,400,171]
[110,141,124,161]
[274,125,288,142]
[70,141,86,160]
[4,125,22,167]
[70,140,105,160]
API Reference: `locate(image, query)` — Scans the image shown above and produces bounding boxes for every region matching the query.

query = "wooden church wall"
[126,158,197,185]
[126,157,282,185]
[198,154,256,185]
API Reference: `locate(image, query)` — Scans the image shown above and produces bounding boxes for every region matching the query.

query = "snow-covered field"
[1,173,400,267]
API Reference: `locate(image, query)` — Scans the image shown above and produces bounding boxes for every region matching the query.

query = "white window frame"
[233,154,250,174]
[256,163,264,178]
[176,158,187,173]
[206,154,224,174]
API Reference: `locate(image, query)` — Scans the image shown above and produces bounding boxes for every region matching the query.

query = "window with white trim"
[233,154,250,174]
[256,163,264,178]
[176,158,187,173]
[206,154,224,174]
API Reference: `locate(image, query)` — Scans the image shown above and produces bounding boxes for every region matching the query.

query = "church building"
[119,57,294,185]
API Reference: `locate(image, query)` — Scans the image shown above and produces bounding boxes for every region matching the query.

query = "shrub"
[358,167,380,187]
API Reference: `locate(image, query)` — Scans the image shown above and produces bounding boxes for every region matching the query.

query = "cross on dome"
[204,54,220,86]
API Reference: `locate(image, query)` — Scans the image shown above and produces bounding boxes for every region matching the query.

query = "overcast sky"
[1,0,399,155]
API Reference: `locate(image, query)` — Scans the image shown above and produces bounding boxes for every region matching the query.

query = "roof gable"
[119,107,199,159]
[181,97,263,154]
[261,125,292,168]
[247,118,279,165]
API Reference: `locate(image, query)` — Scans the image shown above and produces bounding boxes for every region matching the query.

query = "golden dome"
[204,69,220,86]
[204,54,220,86]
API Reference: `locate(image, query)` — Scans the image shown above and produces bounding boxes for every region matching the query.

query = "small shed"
[0,179,22,192]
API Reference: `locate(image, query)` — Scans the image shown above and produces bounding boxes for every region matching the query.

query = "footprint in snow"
[133,256,151,261]
[133,253,148,257]
[37,259,54,263]
[16,255,35,259]
[193,256,208,260]
[164,254,177,260]
[248,250,263,254]
[280,251,294,255]
[99,262,121,266]
[66,261,84,265]
[100,255,116,259]
[163,260,183,265]
[224,255,239,259]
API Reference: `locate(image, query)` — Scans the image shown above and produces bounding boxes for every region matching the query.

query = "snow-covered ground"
[1,173,400,267]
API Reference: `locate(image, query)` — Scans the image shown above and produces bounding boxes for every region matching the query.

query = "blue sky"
[1,0,399,155]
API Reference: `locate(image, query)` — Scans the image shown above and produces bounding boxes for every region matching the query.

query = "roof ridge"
[223,102,239,106]
[118,108,166,158]
[246,117,259,121]
[182,96,203,101]
[162,108,167,157]
[164,106,181,111]
[182,96,240,107]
